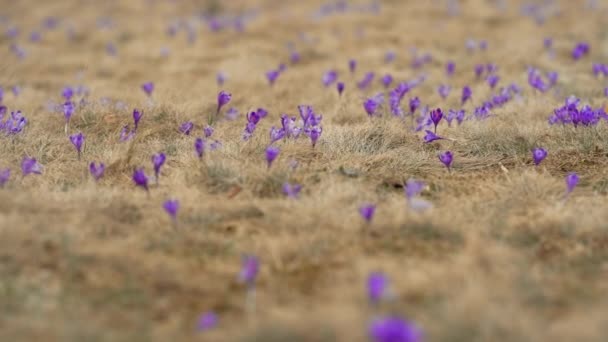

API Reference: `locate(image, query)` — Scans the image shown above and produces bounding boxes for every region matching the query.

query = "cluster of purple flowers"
[0,107,27,135]
[269,105,323,148]
[120,109,143,142]
[243,108,268,140]
[528,67,558,92]
[592,63,608,77]
[548,96,608,126]
[572,42,590,60]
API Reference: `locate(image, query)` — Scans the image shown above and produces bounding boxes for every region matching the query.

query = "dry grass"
[1,0,608,341]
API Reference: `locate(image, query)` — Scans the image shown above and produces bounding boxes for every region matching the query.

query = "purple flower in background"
[197,312,218,332]
[195,138,205,159]
[152,152,166,180]
[89,162,105,181]
[62,86,74,101]
[179,121,194,135]
[381,74,393,88]
[474,64,484,78]
[359,203,376,223]
[487,74,500,89]
[278,63,287,73]
[106,42,117,56]
[528,68,548,92]
[217,91,231,115]
[266,69,280,85]
[438,151,453,171]
[446,61,455,76]
[63,101,75,123]
[349,59,357,73]
[532,148,547,166]
[337,82,345,96]
[225,107,239,120]
[430,108,443,133]
[265,145,280,168]
[307,125,322,148]
[119,125,135,142]
[282,182,302,199]
[69,132,85,159]
[423,130,444,143]
[405,179,425,200]
[369,316,423,342]
[547,71,558,86]
[141,82,154,97]
[409,97,420,115]
[21,157,42,176]
[2,110,27,134]
[388,83,410,116]
[544,37,552,49]
[438,84,450,99]
[204,125,214,138]
[210,140,222,150]
[358,72,375,90]
[572,42,590,60]
[290,51,300,64]
[239,255,259,286]
[364,94,383,117]
[322,70,338,87]
[269,126,285,144]
[0,168,10,187]
[367,272,388,304]
[461,86,472,105]
[163,199,180,222]
[133,109,143,130]
[217,72,226,86]
[132,168,149,192]
[384,51,396,63]
[566,172,579,195]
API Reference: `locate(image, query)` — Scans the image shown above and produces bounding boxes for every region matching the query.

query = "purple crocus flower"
[307,126,322,148]
[381,74,393,88]
[89,162,105,181]
[359,203,376,223]
[367,272,388,304]
[337,82,345,96]
[195,138,205,159]
[21,157,42,176]
[265,145,280,168]
[358,72,375,90]
[430,108,443,133]
[446,61,455,76]
[179,121,194,135]
[461,86,472,104]
[163,199,180,222]
[566,172,579,194]
[474,64,484,78]
[532,148,547,166]
[133,109,143,130]
[364,97,381,117]
[446,109,465,126]
[197,312,218,332]
[437,84,450,99]
[349,59,357,74]
[322,70,338,87]
[282,182,302,199]
[204,125,214,138]
[487,74,500,89]
[369,316,423,342]
[547,71,558,86]
[152,153,166,180]
[269,126,285,144]
[132,168,149,192]
[217,91,231,115]
[225,107,239,121]
[409,97,420,115]
[0,168,10,187]
[266,70,280,86]
[119,125,135,142]
[62,86,74,101]
[63,101,75,123]
[572,42,590,60]
[239,255,259,286]
[141,82,154,97]
[423,130,444,143]
[438,151,453,171]
[69,132,85,159]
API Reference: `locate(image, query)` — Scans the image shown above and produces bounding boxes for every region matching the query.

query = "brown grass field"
[1,0,608,341]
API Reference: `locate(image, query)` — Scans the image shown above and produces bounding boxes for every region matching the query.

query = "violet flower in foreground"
[566,172,579,195]
[430,108,443,133]
[265,145,280,168]
[195,138,205,159]
[359,203,376,223]
[69,132,85,160]
[572,42,590,60]
[532,148,547,166]
[217,90,231,115]
[369,316,423,342]
[152,152,166,181]
[179,121,194,135]
[204,125,214,138]
[62,86,74,101]
[141,82,154,97]
[197,312,218,332]
[89,162,105,181]
[367,272,388,304]
[423,130,444,143]
[337,82,345,96]
[132,168,149,192]
[63,101,75,123]
[21,157,42,176]
[163,199,180,222]
[438,151,453,172]
[133,109,143,131]
[282,182,302,199]
[0,168,10,187]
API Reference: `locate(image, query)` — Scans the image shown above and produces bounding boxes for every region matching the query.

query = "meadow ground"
[1,0,608,341]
